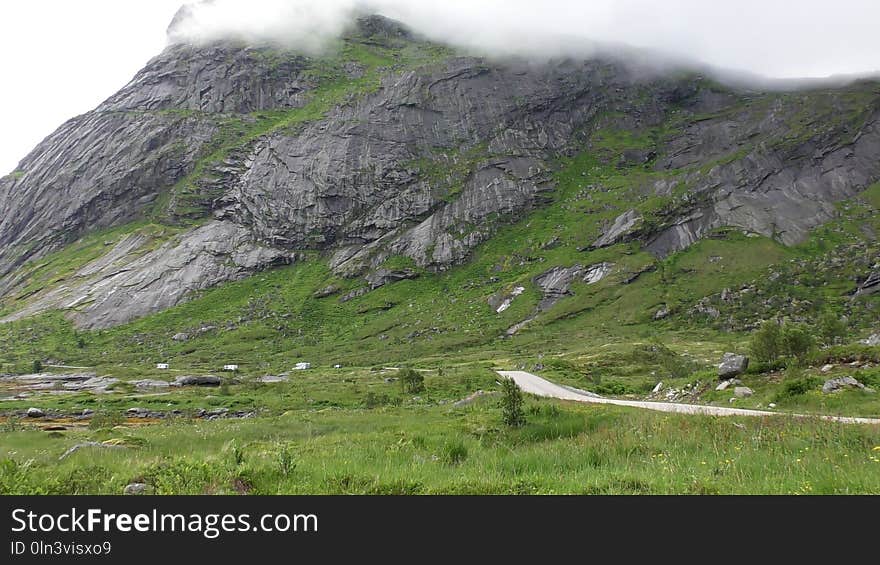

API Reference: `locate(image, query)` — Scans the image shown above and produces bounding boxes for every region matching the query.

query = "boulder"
[172,375,222,387]
[313,285,340,299]
[365,269,419,290]
[591,209,642,249]
[452,390,499,408]
[26,407,45,418]
[718,353,749,379]
[172,333,190,342]
[132,379,171,389]
[260,375,289,383]
[59,442,127,460]
[822,376,875,394]
[856,271,880,295]
[820,364,835,373]
[734,387,754,398]
[861,333,880,346]
[123,483,150,496]
[653,305,670,320]
[339,287,369,303]
[715,380,733,391]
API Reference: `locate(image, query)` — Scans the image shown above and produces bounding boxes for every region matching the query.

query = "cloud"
[167,0,880,79]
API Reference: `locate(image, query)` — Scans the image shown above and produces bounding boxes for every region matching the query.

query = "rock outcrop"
[2,14,879,328]
[718,353,749,379]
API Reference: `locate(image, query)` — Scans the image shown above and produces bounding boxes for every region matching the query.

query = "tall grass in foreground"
[2,401,878,495]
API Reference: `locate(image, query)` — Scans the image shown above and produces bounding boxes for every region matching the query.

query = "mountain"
[0,15,877,357]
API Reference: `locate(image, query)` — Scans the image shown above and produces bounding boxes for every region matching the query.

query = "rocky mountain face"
[1,15,878,329]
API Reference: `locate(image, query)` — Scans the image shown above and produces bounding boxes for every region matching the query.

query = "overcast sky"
[2,0,880,175]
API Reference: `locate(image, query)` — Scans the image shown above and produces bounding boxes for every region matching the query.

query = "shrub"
[0,458,49,495]
[750,320,816,364]
[225,440,245,468]
[501,378,526,427]
[32,359,43,373]
[1,417,23,433]
[775,375,822,402]
[277,444,296,477]
[780,324,815,362]
[818,314,847,346]
[399,369,425,394]
[363,392,400,409]
[88,410,125,430]
[812,345,880,366]
[143,459,217,495]
[750,320,781,363]
[440,440,468,465]
[593,380,642,396]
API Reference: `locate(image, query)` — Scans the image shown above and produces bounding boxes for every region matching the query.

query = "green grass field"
[1,37,879,495]
[3,380,879,495]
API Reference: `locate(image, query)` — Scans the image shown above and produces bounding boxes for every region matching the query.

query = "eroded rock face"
[644,105,880,258]
[857,270,880,295]
[533,263,614,310]
[592,210,642,249]
[1,221,294,329]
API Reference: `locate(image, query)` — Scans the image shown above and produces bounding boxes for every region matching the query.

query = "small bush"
[88,411,125,430]
[775,375,822,401]
[500,378,526,427]
[750,320,816,365]
[32,359,43,373]
[143,459,217,495]
[440,440,468,465]
[593,380,642,396]
[812,345,880,365]
[363,392,400,409]
[818,314,847,346]
[780,324,815,361]
[277,444,296,477]
[225,440,246,468]
[1,417,23,432]
[750,320,781,363]
[399,369,425,394]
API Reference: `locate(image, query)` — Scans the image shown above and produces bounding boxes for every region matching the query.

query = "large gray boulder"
[718,353,749,379]
[172,375,222,387]
[822,376,875,394]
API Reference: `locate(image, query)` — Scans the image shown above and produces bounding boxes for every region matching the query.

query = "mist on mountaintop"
[166,0,880,82]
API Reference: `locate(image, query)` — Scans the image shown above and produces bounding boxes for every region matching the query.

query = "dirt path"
[497,371,880,425]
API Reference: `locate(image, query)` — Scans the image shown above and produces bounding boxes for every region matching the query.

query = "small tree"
[780,324,815,362]
[501,378,526,427]
[399,369,425,394]
[32,359,43,373]
[818,313,847,346]
[750,320,781,363]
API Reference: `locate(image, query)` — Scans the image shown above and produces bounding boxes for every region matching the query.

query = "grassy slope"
[1,52,879,495]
